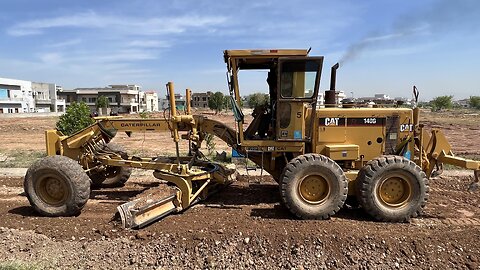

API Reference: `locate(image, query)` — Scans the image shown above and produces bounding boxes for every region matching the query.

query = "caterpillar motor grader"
[24,49,480,228]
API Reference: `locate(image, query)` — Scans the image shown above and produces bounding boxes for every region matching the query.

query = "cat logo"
[400,124,413,132]
[325,117,339,126]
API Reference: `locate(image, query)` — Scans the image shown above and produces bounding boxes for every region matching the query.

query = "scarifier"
[24,49,480,228]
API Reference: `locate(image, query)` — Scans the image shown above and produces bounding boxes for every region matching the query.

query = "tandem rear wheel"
[279,154,348,219]
[356,155,429,222]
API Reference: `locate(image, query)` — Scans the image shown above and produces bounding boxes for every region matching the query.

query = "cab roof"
[224,49,310,70]
[224,49,309,58]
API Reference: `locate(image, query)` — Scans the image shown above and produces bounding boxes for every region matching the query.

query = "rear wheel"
[24,155,90,216]
[89,143,132,188]
[279,154,348,219]
[356,155,429,222]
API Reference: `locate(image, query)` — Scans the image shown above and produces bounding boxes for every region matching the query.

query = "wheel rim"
[377,173,412,207]
[35,173,70,206]
[298,175,330,204]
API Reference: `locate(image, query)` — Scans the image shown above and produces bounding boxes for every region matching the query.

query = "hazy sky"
[1,0,479,100]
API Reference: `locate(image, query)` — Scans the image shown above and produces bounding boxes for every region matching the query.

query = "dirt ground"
[0,109,479,269]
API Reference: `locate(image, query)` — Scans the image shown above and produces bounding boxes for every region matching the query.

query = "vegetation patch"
[0,261,40,270]
[0,150,45,168]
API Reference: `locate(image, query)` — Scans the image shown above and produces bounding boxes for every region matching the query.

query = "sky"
[1,0,479,101]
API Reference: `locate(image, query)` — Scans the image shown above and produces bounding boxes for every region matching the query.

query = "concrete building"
[0,78,34,113]
[192,92,212,108]
[139,91,159,112]
[159,93,185,111]
[58,84,141,114]
[31,82,65,112]
[374,94,392,100]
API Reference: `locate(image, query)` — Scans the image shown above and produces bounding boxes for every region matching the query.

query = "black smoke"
[340,0,480,64]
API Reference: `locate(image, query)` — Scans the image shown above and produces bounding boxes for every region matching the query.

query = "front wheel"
[356,155,429,222]
[24,155,91,216]
[279,154,348,219]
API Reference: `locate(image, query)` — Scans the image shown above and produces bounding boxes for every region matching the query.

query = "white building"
[31,82,66,112]
[139,91,159,112]
[0,78,34,113]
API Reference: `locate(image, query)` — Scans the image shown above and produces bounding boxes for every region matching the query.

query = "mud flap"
[117,195,179,229]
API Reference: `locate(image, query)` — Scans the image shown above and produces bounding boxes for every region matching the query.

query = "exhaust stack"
[325,63,340,106]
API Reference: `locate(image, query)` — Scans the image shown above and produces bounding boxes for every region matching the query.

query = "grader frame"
[25,49,480,228]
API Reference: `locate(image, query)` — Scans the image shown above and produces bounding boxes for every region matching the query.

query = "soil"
[0,109,479,269]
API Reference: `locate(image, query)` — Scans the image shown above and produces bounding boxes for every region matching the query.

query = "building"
[0,78,34,113]
[159,93,185,111]
[139,91,159,112]
[374,94,391,100]
[31,82,65,112]
[58,84,141,114]
[192,92,212,108]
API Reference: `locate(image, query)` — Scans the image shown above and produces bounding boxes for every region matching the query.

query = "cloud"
[46,38,82,48]
[127,40,171,48]
[7,11,227,37]
[38,52,64,64]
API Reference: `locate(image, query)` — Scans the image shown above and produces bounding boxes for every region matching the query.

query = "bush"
[246,93,269,108]
[56,102,94,135]
[430,95,453,112]
[96,95,109,109]
[208,92,225,114]
[470,96,480,109]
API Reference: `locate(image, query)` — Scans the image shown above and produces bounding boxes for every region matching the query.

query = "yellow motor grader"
[24,49,480,228]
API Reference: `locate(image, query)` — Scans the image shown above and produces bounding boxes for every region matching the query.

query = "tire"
[89,143,132,188]
[279,154,348,219]
[24,155,91,216]
[356,155,429,222]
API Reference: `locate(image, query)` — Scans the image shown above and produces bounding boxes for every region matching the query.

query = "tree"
[208,92,225,114]
[430,95,453,112]
[246,93,269,108]
[223,95,233,112]
[469,96,480,109]
[96,95,109,109]
[56,102,95,135]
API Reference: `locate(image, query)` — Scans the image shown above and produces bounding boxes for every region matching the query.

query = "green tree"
[469,96,480,109]
[430,95,453,112]
[223,95,232,112]
[56,102,95,135]
[96,95,109,109]
[208,92,225,114]
[246,93,269,108]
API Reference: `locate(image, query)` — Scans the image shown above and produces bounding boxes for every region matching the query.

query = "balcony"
[0,98,23,104]
[34,99,51,105]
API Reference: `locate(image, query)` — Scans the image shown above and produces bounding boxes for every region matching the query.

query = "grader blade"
[117,162,237,229]
[117,194,180,229]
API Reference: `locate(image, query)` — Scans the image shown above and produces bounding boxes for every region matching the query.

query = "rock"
[244,237,250,244]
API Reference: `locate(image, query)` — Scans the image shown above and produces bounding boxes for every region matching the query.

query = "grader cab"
[24,49,480,228]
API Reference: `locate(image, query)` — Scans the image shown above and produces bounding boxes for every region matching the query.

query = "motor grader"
[24,49,480,228]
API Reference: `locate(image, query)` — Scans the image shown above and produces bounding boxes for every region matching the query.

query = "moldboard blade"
[117,194,179,229]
